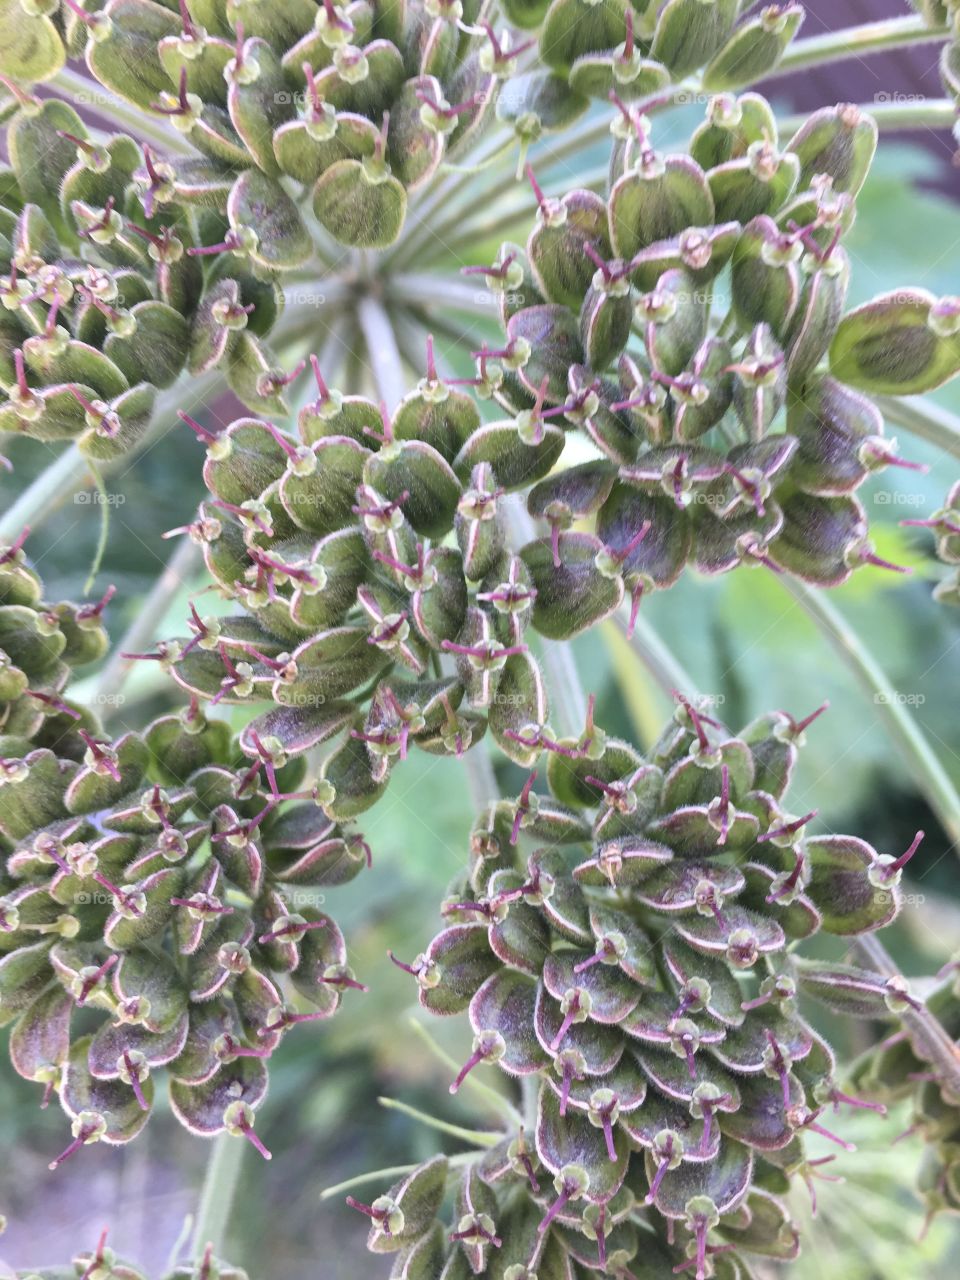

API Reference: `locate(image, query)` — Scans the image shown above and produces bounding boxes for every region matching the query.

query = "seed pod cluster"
[7,1229,247,1280]
[0,526,112,741]
[371,696,909,1278]
[902,480,960,605]
[0,80,298,443]
[475,92,953,603]
[0,0,542,253]
[149,355,629,819]
[486,0,806,121]
[1,544,363,1167]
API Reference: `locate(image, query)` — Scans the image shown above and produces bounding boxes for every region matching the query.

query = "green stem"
[96,538,200,712]
[779,99,957,137]
[541,638,589,740]
[784,579,960,848]
[770,16,948,78]
[51,65,196,156]
[377,1096,502,1147]
[0,443,91,543]
[407,1018,523,1126]
[852,935,960,1100]
[462,740,500,810]
[617,609,699,698]
[83,461,110,594]
[191,1133,243,1260]
[356,296,408,408]
[320,1154,475,1202]
[408,78,696,270]
[875,394,960,464]
[392,111,617,271]
[405,164,608,273]
[387,274,500,319]
[0,370,218,542]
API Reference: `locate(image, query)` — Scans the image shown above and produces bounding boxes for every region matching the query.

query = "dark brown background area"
[763,0,959,193]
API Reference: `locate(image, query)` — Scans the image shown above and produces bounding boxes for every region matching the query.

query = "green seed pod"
[702,4,805,92]
[787,103,878,197]
[652,0,740,78]
[829,289,960,394]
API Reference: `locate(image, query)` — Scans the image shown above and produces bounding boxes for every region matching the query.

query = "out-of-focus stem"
[0,291,337,542]
[0,443,90,544]
[875,395,960,464]
[191,1133,243,1262]
[784,579,960,849]
[51,66,196,155]
[770,16,948,78]
[779,98,956,136]
[616,608,699,698]
[853,935,960,1100]
[96,538,200,710]
[0,370,217,542]
[407,1019,523,1126]
[387,275,501,318]
[404,164,608,272]
[398,112,612,269]
[357,296,407,409]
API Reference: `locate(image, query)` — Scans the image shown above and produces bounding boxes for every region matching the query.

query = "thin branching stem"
[387,275,501,319]
[779,98,956,136]
[769,16,949,79]
[401,165,608,273]
[407,1016,523,1127]
[320,1154,476,1202]
[0,368,215,541]
[615,608,700,699]
[377,1097,503,1147]
[784,579,960,849]
[96,538,200,711]
[852,935,960,1100]
[393,113,618,270]
[875,395,960,464]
